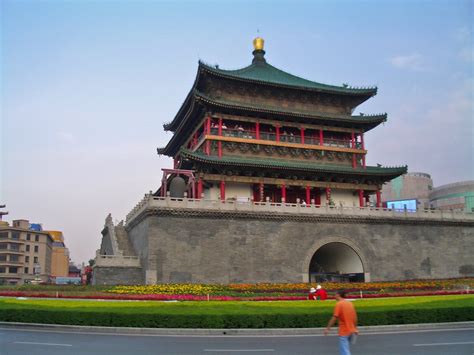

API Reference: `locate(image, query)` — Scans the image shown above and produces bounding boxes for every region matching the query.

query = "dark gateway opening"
[309,242,365,282]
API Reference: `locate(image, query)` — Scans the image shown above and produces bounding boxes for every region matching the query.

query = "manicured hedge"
[0,295,473,328]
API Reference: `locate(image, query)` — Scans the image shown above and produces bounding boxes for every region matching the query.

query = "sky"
[1,0,473,264]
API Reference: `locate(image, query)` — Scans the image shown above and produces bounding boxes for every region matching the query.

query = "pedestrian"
[315,284,328,300]
[324,289,358,355]
[308,287,317,300]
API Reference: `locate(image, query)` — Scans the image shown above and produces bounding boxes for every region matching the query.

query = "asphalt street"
[0,326,473,355]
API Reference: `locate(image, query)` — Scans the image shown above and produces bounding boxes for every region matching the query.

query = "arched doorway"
[309,242,365,282]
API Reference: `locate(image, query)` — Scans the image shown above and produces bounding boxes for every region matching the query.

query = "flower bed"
[0,278,471,301]
[107,278,474,297]
[0,289,469,301]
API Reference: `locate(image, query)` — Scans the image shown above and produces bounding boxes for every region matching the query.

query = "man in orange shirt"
[324,290,358,355]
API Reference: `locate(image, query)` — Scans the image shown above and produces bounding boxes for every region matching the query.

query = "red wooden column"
[259,182,264,202]
[197,177,203,199]
[191,179,196,198]
[205,117,211,155]
[220,180,225,201]
[300,128,305,144]
[276,126,280,142]
[376,189,381,208]
[255,122,260,140]
[305,185,311,205]
[359,189,364,207]
[319,129,324,145]
[218,117,223,158]
[361,132,366,168]
[281,184,286,202]
[351,131,356,168]
[325,187,331,204]
[315,188,321,206]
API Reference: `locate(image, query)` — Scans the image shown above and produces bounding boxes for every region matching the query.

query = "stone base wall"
[93,266,143,285]
[132,211,474,284]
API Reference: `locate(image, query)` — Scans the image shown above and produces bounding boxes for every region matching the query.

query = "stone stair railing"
[104,214,121,256]
[94,250,140,267]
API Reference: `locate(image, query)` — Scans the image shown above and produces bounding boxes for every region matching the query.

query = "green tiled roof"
[195,91,387,125]
[180,149,407,177]
[199,61,377,95]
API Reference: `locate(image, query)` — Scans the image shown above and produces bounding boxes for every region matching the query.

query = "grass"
[0,295,473,328]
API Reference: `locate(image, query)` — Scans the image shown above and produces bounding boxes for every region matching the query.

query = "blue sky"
[1,0,472,263]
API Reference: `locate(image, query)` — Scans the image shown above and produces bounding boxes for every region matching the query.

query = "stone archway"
[302,237,370,283]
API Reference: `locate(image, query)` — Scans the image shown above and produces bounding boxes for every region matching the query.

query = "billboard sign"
[386,199,417,212]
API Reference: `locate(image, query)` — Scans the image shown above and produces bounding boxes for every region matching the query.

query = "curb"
[1,321,473,336]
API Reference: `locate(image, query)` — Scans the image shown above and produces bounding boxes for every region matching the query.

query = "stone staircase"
[114,222,136,257]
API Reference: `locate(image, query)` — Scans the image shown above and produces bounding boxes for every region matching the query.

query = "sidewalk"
[1,321,473,336]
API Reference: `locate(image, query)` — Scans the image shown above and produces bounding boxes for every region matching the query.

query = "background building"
[0,220,53,284]
[382,174,474,213]
[0,219,70,285]
[47,231,70,278]
[429,181,474,212]
[381,172,433,210]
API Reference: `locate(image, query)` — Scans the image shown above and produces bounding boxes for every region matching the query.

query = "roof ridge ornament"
[252,37,266,65]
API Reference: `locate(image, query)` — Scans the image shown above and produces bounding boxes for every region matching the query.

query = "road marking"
[14,341,72,347]
[204,350,274,352]
[414,341,474,347]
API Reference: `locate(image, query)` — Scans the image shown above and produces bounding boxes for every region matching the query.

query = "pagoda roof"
[199,61,377,96]
[193,90,387,128]
[160,41,386,157]
[179,149,407,179]
[159,91,386,157]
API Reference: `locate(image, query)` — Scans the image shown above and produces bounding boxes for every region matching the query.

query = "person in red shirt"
[308,287,317,300]
[324,290,358,355]
[315,284,328,300]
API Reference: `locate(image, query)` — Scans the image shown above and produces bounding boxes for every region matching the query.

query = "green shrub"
[0,295,472,328]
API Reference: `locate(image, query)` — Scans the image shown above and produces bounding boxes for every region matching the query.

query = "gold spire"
[253,37,264,51]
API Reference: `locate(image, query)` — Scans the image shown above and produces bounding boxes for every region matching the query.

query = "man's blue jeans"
[338,335,352,355]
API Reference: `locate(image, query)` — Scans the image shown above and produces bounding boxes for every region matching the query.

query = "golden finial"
[253,37,264,51]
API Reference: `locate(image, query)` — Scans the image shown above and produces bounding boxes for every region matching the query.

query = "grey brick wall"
[139,214,473,283]
[93,266,143,285]
[98,209,474,285]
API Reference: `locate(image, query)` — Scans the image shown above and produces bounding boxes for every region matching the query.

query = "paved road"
[1,326,473,355]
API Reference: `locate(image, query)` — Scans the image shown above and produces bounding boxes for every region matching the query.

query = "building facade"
[0,220,54,285]
[382,174,474,213]
[429,181,474,212]
[94,38,474,285]
[381,172,433,209]
[48,230,70,278]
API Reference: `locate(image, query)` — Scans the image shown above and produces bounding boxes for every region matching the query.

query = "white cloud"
[389,53,425,71]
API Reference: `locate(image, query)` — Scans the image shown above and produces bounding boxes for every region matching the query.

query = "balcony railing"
[0,260,23,265]
[126,195,474,225]
[0,246,24,253]
[199,128,362,149]
[0,236,24,243]
[0,272,22,278]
